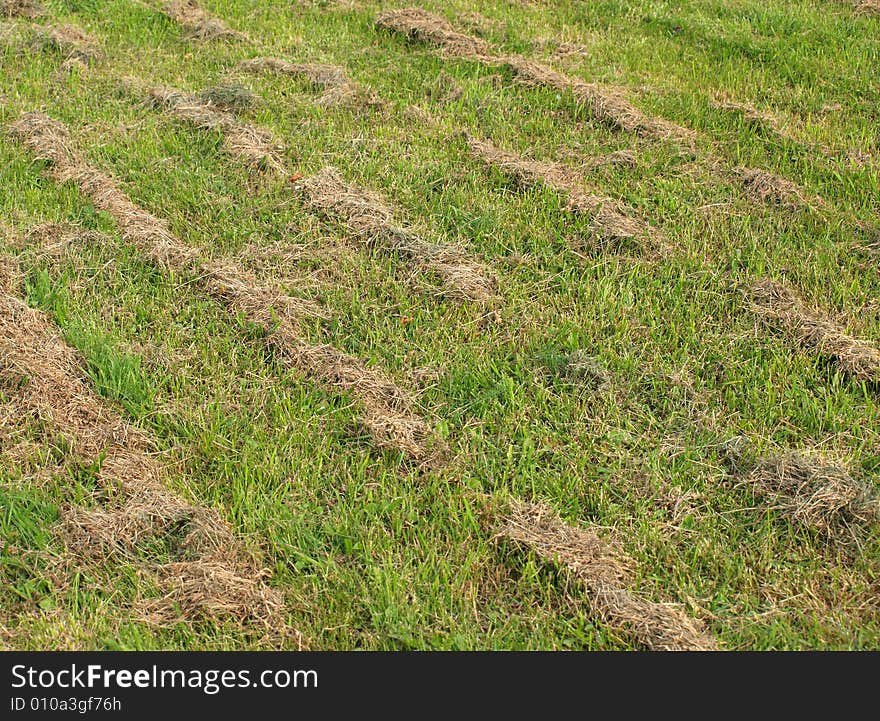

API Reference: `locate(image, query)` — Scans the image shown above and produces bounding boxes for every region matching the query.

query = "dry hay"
[721,438,880,537]
[375,9,690,144]
[161,0,244,41]
[8,112,433,461]
[240,58,382,110]
[376,7,493,58]
[145,85,286,173]
[855,1,880,14]
[749,278,880,383]
[198,83,257,112]
[498,500,717,650]
[0,0,42,17]
[732,166,821,211]
[295,167,497,302]
[0,279,290,640]
[586,148,637,169]
[29,24,101,63]
[242,57,350,89]
[468,137,653,249]
[502,56,692,143]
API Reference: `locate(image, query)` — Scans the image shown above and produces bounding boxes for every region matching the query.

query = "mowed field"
[1,0,879,651]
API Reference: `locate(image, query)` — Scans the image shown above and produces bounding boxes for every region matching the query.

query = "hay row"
[498,500,718,650]
[721,438,879,537]
[294,167,498,302]
[0,0,42,18]
[240,57,382,108]
[0,279,291,639]
[375,8,692,143]
[9,112,434,461]
[145,84,286,173]
[749,278,880,383]
[160,0,245,41]
[139,82,488,301]
[468,136,656,250]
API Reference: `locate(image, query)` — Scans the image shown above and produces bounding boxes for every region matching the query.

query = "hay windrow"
[376,9,690,143]
[721,438,880,536]
[240,58,382,110]
[499,500,717,650]
[0,279,289,638]
[732,166,821,211]
[0,0,43,17]
[468,137,654,249]
[295,167,497,302]
[501,56,692,143]
[30,24,101,63]
[145,85,286,173]
[161,0,244,41]
[9,112,432,461]
[376,7,493,58]
[241,58,351,89]
[749,278,880,383]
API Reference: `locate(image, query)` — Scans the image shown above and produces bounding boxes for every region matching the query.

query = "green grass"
[0,0,878,649]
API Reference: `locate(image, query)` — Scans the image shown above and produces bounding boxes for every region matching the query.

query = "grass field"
[1,0,879,650]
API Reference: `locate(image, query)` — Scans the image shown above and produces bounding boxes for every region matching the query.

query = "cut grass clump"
[0,0,42,18]
[721,438,880,538]
[375,7,493,58]
[498,499,718,650]
[144,84,285,172]
[240,58,382,109]
[749,278,880,384]
[732,166,822,212]
[468,136,655,251]
[198,84,257,112]
[161,0,244,41]
[295,167,498,302]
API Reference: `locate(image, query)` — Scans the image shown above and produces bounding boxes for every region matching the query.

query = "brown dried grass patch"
[721,438,880,537]
[240,58,382,110]
[30,24,101,63]
[295,167,498,302]
[732,166,822,211]
[0,0,42,17]
[499,500,718,650]
[145,85,286,173]
[468,137,654,250]
[749,278,880,383]
[855,1,880,14]
[8,113,433,461]
[162,0,244,41]
[376,7,493,58]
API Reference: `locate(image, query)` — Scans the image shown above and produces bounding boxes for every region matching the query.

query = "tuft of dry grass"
[8,112,434,461]
[376,7,493,58]
[749,278,880,383]
[29,24,101,64]
[0,277,292,640]
[240,57,382,109]
[855,1,880,15]
[721,438,880,537]
[241,57,350,88]
[161,0,244,41]
[732,166,822,211]
[0,0,42,18]
[198,83,257,112]
[498,500,718,650]
[144,84,286,173]
[468,136,655,250]
[295,167,498,302]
